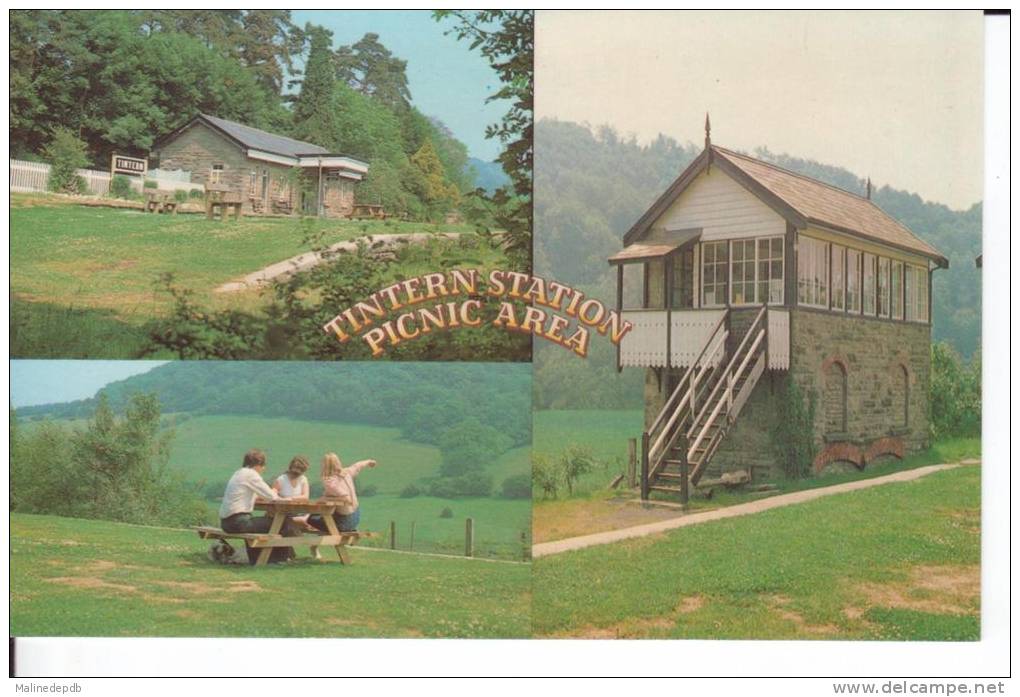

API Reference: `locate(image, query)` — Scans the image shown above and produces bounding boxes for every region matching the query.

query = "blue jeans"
[309,508,360,532]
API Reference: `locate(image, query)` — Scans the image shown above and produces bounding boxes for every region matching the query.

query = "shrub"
[770,378,817,479]
[930,343,981,439]
[11,394,206,526]
[532,454,559,500]
[560,446,596,496]
[143,179,158,189]
[43,127,89,194]
[399,483,423,498]
[427,471,493,498]
[359,483,378,497]
[173,190,189,203]
[501,473,531,499]
[188,188,204,199]
[439,507,453,519]
[110,175,133,200]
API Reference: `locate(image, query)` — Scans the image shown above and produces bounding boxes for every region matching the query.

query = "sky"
[536,10,984,210]
[292,10,508,162]
[10,361,167,408]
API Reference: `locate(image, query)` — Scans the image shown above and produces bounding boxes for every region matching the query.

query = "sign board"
[111,154,147,177]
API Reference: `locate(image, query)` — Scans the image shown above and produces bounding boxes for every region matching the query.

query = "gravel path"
[532,463,958,558]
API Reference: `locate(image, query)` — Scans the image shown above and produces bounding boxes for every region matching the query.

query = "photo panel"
[10,359,532,638]
[10,10,533,362]
[530,10,984,642]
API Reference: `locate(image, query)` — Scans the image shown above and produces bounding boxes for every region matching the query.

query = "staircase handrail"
[647,330,727,466]
[646,310,728,437]
[687,303,768,437]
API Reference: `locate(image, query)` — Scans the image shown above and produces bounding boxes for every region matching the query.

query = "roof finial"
[866,177,872,200]
[705,112,712,149]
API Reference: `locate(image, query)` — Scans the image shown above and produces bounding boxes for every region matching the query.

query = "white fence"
[9,158,202,196]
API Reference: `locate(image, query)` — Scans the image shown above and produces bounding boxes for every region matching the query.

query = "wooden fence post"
[409,521,416,552]
[389,520,396,550]
[679,435,690,505]
[521,531,529,562]
[640,432,650,501]
[627,438,637,488]
[465,518,474,558]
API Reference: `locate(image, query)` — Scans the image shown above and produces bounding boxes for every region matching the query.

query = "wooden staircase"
[641,304,771,501]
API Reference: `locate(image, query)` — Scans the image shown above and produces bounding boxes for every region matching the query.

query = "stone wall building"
[150,114,367,217]
[610,119,947,495]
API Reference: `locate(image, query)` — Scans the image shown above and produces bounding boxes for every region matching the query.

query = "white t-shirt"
[275,473,309,498]
[219,467,278,519]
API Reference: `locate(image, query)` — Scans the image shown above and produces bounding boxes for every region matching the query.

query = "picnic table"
[194,499,371,567]
[205,184,243,221]
[144,191,178,215]
[350,203,387,220]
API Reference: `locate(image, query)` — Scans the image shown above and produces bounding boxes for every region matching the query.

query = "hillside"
[534,119,983,409]
[468,156,511,193]
[18,361,532,448]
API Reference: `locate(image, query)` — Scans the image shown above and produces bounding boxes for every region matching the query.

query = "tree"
[43,127,89,193]
[929,342,981,439]
[10,10,284,164]
[291,24,337,146]
[11,393,205,525]
[435,11,534,266]
[334,33,411,111]
[409,139,460,219]
[237,10,303,95]
[437,419,511,477]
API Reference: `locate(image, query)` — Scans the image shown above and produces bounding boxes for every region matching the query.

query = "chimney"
[866,177,872,200]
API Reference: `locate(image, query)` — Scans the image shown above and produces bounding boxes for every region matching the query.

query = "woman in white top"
[272,455,315,530]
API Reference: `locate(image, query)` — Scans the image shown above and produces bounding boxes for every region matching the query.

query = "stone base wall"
[790,309,931,458]
[642,307,931,480]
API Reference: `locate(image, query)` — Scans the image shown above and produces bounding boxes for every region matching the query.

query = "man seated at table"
[219,449,298,564]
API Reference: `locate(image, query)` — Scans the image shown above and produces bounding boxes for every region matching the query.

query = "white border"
[6,9,1011,685]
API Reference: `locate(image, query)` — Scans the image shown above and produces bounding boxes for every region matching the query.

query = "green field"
[10,513,530,638]
[168,415,530,560]
[533,409,644,494]
[9,196,480,357]
[533,464,981,640]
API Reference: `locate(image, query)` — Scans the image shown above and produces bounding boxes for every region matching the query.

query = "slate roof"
[199,113,329,157]
[624,144,948,267]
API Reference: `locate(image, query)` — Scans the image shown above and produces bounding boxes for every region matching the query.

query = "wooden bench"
[194,525,373,566]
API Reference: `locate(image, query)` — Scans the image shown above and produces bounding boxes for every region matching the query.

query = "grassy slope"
[9,197,510,359]
[10,513,530,638]
[533,465,981,640]
[10,197,472,319]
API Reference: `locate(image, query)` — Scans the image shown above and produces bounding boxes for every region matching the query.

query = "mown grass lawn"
[533,464,981,640]
[11,513,531,638]
[532,406,979,544]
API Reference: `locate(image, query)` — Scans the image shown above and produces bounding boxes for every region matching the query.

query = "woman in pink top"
[308,452,378,532]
